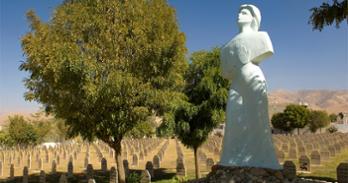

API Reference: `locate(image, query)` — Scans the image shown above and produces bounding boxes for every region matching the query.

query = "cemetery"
[1,0,347,182]
[0,132,347,182]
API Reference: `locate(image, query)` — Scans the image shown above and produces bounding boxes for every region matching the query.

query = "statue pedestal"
[190,165,289,183]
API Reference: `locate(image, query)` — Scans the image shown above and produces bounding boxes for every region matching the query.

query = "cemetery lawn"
[298,149,348,181]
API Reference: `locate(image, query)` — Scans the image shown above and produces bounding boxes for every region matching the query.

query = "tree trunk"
[297,128,300,135]
[193,147,200,179]
[114,142,126,183]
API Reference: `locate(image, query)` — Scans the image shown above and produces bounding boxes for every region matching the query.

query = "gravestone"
[329,146,336,157]
[101,158,107,173]
[123,160,129,176]
[23,166,29,183]
[310,151,320,165]
[68,161,73,177]
[39,170,46,183]
[176,158,186,176]
[51,160,57,174]
[84,157,89,168]
[299,155,310,171]
[320,151,330,161]
[132,154,139,167]
[281,144,289,153]
[27,156,32,169]
[59,174,68,183]
[206,158,214,170]
[45,153,49,163]
[145,161,154,178]
[140,170,151,183]
[298,146,307,156]
[288,148,297,159]
[39,158,44,170]
[139,151,144,160]
[10,164,14,179]
[153,155,160,169]
[88,179,96,183]
[337,163,348,183]
[283,161,296,180]
[56,155,60,165]
[0,161,3,176]
[276,149,285,162]
[109,166,118,183]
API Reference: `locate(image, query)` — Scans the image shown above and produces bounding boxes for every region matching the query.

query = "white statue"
[219,4,281,169]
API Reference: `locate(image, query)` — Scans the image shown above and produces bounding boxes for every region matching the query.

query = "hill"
[1,90,347,126]
[268,90,348,115]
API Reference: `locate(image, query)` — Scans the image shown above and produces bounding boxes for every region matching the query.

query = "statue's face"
[238,8,253,24]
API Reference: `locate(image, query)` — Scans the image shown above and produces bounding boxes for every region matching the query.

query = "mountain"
[268,90,348,116]
[1,90,347,126]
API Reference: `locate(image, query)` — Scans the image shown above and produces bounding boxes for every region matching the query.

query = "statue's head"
[238,4,261,32]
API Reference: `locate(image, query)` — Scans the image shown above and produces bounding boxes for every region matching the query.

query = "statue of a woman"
[219,4,281,169]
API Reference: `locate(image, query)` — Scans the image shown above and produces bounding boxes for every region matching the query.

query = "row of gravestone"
[200,132,348,164]
[283,160,348,183]
[273,133,348,162]
[2,164,121,183]
[175,140,186,176]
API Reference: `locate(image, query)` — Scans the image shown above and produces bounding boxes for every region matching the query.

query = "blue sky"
[0,0,347,114]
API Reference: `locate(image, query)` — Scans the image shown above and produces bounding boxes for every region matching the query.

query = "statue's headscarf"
[240,4,261,31]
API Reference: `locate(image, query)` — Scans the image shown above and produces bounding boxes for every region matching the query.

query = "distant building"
[298,100,309,108]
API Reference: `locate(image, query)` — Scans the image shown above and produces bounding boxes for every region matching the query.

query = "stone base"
[188,165,329,183]
[192,165,285,183]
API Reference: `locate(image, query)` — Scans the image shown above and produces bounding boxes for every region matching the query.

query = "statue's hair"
[240,4,261,31]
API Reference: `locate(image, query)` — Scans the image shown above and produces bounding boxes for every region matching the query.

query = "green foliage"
[326,126,338,133]
[21,0,186,143]
[329,113,338,122]
[7,115,38,146]
[271,112,294,133]
[126,172,141,183]
[127,119,156,138]
[174,48,229,179]
[20,1,187,181]
[309,0,347,31]
[283,104,310,131]
[271,104,310,134]
[175,48,229,149]
[308,110,330,133]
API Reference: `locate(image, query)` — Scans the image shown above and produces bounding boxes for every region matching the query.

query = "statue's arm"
[220,49,234,80]
[251,32,274,65]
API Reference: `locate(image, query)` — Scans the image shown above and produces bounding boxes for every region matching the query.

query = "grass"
[298,149,348,181]
[1,139,347,182]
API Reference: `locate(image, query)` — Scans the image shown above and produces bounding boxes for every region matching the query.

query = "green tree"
[7,115,38,147]
[329,113,338,122]
[20,0,187,182]
[282,104,310,134]
[271,112,294,134]
[175,48,229,179]
[309,0,347,31]
[308,110,330,133]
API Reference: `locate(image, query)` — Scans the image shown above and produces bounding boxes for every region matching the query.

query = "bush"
[126,172,141,183]
[326,126,338,133]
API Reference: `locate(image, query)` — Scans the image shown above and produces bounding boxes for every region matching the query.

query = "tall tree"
[309,0,347,31]
[283,104,310,135]
[20,0,187,182]
[175,48,229,179]
[7,115,38,147]
[271,112,294,134]
[308,110,330,133]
